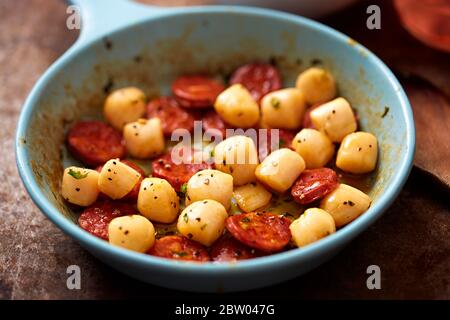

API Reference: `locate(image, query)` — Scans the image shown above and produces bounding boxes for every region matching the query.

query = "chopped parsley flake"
[68,169,88,179]
[173,251,188,257]
[271,97,281,109]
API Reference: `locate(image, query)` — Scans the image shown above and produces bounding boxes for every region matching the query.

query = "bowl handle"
[67,0,166,46]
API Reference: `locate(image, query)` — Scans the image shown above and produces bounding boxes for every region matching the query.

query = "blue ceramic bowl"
[15,0,415,292]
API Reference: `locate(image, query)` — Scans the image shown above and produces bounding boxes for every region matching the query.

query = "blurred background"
[138,0,450,53]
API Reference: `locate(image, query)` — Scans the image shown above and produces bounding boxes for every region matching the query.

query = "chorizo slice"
[148,235,210,262]
[151,151,211,192]
[210,235,260,262]
[229,63,282,102]
[172,75,224,108]
[225,212,291,253]
[146,96,196,136]
[291,168,339,205]
[78,200,137,240]
[202,110,230,138]
[67,121,126,167]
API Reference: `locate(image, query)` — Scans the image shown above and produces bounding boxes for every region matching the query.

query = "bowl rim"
[15,5,415,274]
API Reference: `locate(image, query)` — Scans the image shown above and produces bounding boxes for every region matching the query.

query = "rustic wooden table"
[0,0,449,300]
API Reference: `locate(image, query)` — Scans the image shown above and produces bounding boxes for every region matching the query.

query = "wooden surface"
[0,0,449,300]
